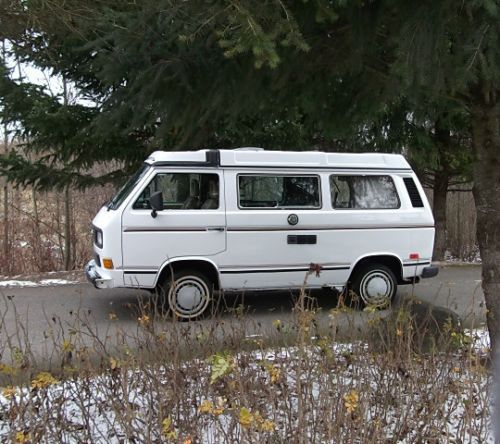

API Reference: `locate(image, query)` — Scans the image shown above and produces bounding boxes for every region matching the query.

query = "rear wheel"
[351,263,397,308]
[165,269,213,320]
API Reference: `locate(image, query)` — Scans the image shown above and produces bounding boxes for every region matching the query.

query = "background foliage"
[0,0,499,346]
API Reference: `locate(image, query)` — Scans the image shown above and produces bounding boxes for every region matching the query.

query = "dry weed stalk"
[0,278,492,443]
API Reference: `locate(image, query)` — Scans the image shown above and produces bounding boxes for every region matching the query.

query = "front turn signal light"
[103,258,114,270]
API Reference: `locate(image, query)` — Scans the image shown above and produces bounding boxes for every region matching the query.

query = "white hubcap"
[169,276,210,318]
[177,284,202,310]
[366,276,389,296]
[360,271,394,306]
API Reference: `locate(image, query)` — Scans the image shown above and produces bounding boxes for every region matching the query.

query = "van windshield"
[107,164,151,210]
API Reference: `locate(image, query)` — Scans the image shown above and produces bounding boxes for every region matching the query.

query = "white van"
[86,148,438,319]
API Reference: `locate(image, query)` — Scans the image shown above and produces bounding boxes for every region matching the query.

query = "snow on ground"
[0,271,83,287]
[0,278,78,287]
[0,328,493,443]
[445,249,482,264]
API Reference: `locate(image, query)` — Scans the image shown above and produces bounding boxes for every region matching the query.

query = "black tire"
[350,263,397,308]
[163,269,213,320]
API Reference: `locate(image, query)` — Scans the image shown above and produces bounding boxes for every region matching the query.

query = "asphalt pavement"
[0,264,486,374]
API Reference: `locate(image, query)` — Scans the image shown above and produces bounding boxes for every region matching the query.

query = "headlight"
[93,227,103,248]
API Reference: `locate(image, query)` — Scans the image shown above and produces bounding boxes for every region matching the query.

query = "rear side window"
[330,175,400,209]
[133,173,219,210]
[239,175,320,209]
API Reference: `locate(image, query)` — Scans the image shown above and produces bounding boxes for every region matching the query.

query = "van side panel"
[219,171,434,290]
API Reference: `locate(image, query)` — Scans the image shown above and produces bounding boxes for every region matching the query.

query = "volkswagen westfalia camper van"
[86,148,438,319]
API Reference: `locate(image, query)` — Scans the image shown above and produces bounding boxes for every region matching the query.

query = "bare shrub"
[0,281,492,443]
[0,185,114,275]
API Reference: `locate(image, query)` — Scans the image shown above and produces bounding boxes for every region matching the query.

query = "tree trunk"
[2,42,9,275]
[2,122,8,275]
[64,185,72,271]
[432,169,449,261]
[32,188,43,271]
[471,91,500,354]
[2,179,7,274]
[62,75,72,271]
[55,191,64,268]
[432,118,453,262]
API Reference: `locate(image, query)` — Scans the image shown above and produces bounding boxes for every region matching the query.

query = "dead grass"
[0,284,492,443]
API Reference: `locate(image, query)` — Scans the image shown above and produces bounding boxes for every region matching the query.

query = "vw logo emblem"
[287,214,299,226]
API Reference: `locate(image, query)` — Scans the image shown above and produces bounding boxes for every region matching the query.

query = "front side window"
[108,164,151,210]
[330,175,400,209]
[134,173,219,210]
[239,175,320,209]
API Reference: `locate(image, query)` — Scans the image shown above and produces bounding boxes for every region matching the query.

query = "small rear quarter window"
[403,177,424,208]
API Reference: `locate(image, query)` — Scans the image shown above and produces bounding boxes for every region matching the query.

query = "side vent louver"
[403,178,424,208]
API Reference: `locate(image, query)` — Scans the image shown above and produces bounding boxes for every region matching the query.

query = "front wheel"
[165,269,213,320]
[351,264,397,308]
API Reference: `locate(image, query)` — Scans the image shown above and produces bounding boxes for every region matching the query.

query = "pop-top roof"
[146,148,411,170]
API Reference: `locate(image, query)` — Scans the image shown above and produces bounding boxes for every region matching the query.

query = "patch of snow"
[467,327,490,353]
[445,248,482,264]
[0,329,493,443]
[39,279,78,286]
[0,280,38,287]
[0,279,78,288]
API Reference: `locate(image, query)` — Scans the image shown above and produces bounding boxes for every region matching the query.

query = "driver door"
[121,170,226,287]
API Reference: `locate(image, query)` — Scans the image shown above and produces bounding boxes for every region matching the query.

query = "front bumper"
[421,264,439,279]
[85,259,112,289]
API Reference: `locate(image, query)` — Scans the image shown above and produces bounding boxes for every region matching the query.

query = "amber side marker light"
[103,258,114,269]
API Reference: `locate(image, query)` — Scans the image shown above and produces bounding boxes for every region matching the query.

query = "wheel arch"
[155,257,221,290]
[349,253,404,284]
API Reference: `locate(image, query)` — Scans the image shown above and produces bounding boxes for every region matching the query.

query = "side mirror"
[150,191,164,218]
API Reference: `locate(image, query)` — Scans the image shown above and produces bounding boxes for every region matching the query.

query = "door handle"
[207,227,225,232]
[288,235,317,244]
